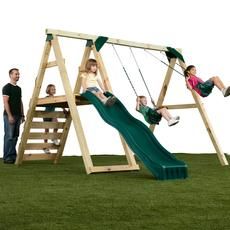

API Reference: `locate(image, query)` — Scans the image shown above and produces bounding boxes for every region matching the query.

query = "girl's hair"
[46,84,55,94]
[184,65,195,77]
[138,96,146,99]
[85,58,98,74]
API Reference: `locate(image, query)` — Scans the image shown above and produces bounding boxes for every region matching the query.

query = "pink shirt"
[187,75,204,95]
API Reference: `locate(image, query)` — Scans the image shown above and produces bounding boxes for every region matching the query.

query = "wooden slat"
[31,122,65,129]
[46,28,173,52]
[28,132,62,139]
[46,59,65,68]
[163,103,197,110]
[90,165,140,174]
[52,35,94,173]
[36,94,90,108]
[178,59,228,166]
[54,113,72,164]
[25,143,59,150]
[23,153,57,161]
[150,58,177,132]
[34,111,67,118]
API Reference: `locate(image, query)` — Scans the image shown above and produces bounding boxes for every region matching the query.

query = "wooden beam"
[178,59,228,166]
[36,94,90,107]
[163,103,197,110]
[46,28,175,52]
[51,35,94,173]
[28,132,63,139]
[31,122,65,129]
[150,58,177,132]
[54,112,72,164]
[25,143,59,150]
[23,153,57,161]
[46,59,65,68]
[34,111,67,118]
[73,46,92,94]
[91,165,140,173]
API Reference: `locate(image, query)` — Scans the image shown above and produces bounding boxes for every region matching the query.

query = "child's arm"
[185,77,193,90]
[136,97,141,111]
[97,79,106,92]
[81,77,87,92]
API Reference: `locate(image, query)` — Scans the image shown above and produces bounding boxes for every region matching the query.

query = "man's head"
[9,68,20,83]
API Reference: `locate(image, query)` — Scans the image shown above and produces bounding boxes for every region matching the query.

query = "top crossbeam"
[46,28,179,52]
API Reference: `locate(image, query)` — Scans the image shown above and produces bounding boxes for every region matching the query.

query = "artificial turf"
[1,154,230,230]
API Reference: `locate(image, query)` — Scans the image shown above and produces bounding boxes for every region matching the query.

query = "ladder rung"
[23,153,57,161]
[25,143,60,150]
[31,122,65,129]
[34,111,67,118]
[28,132,62,140]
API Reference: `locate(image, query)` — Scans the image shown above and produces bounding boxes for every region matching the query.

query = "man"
[2,68,25,164]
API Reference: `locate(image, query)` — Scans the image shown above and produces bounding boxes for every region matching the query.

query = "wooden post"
[16,41,52,165]
[55,45,92,164]
[74,46,92,94]
[51,35,94,173]
[178,60,228,166]
[150,58,177,132]
[92,46,139,168]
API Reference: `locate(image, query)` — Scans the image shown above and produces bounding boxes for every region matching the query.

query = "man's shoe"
[3,160,15,164]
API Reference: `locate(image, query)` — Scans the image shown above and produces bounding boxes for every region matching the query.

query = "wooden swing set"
[15,29,228,173]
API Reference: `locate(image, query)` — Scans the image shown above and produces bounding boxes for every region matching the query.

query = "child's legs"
[95,91,107,100]
[156,108,172,121]
[210,76,225,90]
[52,118,58,133]
[44,128,49,143]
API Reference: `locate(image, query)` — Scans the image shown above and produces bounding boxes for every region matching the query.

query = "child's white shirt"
[81,72,99,88]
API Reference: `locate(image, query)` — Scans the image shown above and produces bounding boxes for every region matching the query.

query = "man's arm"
[3,96,14,124]
[21,100,25,123]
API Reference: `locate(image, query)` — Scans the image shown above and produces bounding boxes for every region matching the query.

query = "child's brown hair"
[85,59,98,74]
[46,84,55,94]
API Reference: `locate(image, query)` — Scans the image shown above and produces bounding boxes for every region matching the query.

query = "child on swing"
[136,96,180,127]
[81,58,116,106]
[184,65,230,97]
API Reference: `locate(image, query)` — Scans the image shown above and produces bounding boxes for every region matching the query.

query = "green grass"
[1,154,230,230]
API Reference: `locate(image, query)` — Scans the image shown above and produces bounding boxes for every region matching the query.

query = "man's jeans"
[3,115,21,162]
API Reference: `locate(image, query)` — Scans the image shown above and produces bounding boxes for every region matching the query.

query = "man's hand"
[8,115,15,124]
[21,116,25,124]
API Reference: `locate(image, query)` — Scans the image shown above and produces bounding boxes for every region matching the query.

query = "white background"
[0,0,230,158]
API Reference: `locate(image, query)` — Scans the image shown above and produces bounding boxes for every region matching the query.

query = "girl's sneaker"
[52,139,59,146]
[174,116,180,120]
[43,148,50,154]
[223,86,230,97]
[168,118,179,127]
[105,96,117,106]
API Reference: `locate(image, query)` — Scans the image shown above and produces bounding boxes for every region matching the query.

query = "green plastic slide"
[82,91,188,180]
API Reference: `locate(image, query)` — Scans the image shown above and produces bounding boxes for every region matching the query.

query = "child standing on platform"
[43,84,60,154]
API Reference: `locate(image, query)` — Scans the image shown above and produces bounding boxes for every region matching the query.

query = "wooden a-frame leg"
[150,58,177,132]
[54,46,92,164]
[178,60,228,166]
[52,36,94,173]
